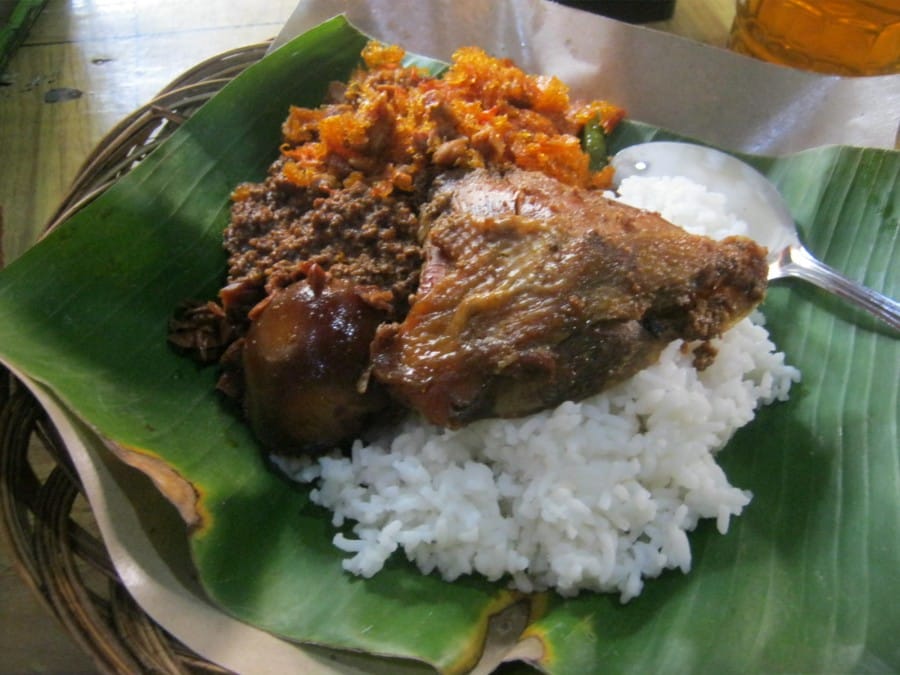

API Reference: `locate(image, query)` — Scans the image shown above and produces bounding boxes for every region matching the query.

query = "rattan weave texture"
[0,42,271,675]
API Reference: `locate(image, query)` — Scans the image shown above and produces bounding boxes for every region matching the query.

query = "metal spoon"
[612,141,900,331]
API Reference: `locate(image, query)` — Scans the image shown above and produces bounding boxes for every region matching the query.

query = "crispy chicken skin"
[370,169,768,428]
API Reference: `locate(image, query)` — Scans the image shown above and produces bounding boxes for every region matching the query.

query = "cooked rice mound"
[277,175,801,601]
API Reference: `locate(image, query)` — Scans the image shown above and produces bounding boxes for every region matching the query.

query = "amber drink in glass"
[729,0,900,75]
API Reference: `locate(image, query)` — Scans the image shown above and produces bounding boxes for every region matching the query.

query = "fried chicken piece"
[370,169,768,428]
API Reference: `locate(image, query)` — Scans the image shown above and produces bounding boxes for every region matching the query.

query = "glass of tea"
[728,0,900,76]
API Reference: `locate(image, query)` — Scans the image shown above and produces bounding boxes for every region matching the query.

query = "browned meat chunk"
[241,265,392,454]
[178,163,428,453]
[370,169,768,428]
[225,170,424,316]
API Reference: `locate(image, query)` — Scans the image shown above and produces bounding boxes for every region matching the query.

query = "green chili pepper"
[582,115,608,172]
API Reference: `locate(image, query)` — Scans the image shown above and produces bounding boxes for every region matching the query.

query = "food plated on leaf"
[1,15,895,675]
[170,41,798,601]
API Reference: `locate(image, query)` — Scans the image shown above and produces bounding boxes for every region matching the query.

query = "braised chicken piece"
[370,169,768,428]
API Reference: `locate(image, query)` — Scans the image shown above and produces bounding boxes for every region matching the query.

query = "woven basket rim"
[0,41,270,675]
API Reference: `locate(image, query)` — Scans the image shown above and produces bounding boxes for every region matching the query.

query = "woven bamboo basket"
[0,42,272,675]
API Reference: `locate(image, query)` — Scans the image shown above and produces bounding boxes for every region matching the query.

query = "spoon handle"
[771,244,900,331]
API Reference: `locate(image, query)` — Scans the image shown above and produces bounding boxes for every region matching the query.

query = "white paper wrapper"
[276,0,900,154]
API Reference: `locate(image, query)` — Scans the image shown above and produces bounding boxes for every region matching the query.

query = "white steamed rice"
[275,174,800,602]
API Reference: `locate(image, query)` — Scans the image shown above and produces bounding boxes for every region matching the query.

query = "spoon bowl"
[611,141,899,331]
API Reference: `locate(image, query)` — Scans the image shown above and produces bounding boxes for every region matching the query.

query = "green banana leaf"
[0,15,897,674]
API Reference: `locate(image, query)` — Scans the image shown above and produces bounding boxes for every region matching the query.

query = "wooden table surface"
[0,0,734,671]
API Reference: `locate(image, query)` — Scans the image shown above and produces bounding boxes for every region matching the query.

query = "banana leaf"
[0,15,897,674]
